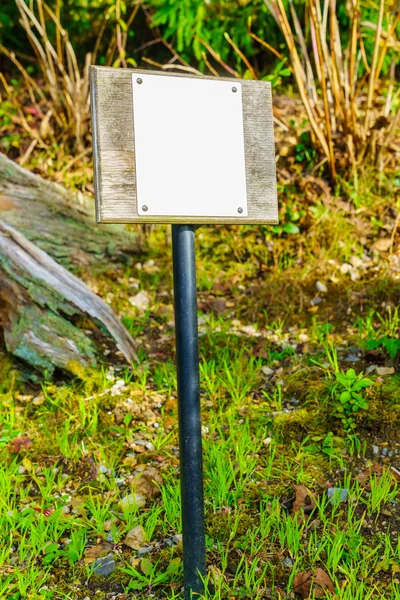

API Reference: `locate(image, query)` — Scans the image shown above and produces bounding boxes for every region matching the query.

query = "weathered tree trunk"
[0,154,138,374]
[0,152,138,269]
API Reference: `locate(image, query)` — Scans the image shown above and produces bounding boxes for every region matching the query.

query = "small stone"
[143,259,155,270]
[366,365,377,374]
[261,366,274,377]
[344,355,361,363]
[119,493,146,510]
[111,379,126,396]
[310,297,322,306]
[137,546,153,557]
[327,487,348,505]
[340,262,352,274]
[32,394,46,406]
[240,324,261,337]
[282,557,293,568]
[129,290,151,312]
[316,280,327,293]
[106,532,114,543]
[18,466,26,474]
[372,445,380,456]
[103,518,117,531]
[172,534,183,548]
[381,447,389,458]
[98,465,110,475]
[124,525,146,550]
[92,554,116,576]
[263,437,272,446]
[376,367,395,376]
[361,519,369,529]
[309,519,321,531]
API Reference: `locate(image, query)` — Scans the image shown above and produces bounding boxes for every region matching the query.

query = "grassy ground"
[1,83,400,599]
[1,182,400,599]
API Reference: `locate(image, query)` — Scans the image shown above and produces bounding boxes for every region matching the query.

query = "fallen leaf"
[358,464,399,490]
[140,558,153,576]
[122,455,137,468]
[71,496,87,517]
[22,457,33,472]
[371,238,392,252]
[164,397,178,414]
[292,484,316,516]
[8,436,32,454]
[84,542,113,563]
[75,455,98,483]
[208,564,224,585]
[357,464,384,491]
[210,297,226,314]
[376,366,395,376]
[124,525,146,550]
[119,493,146,510]
[293,568,334,598]
[131,468,162,499]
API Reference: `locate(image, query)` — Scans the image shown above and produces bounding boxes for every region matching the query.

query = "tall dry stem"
[1,0,143,151]
[260,0,400,177]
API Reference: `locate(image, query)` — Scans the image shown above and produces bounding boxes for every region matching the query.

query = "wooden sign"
[90,67,278,225]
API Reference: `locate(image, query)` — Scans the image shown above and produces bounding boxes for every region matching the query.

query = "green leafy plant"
[294,131,318,167]
[41,528,85,565]
[331,368,373,432]
[261,58,292,88]
[121,556,182,591]
[366,336,400,360]
[303,431,345,458]
[271,203,305,235]
[147,0,281,68]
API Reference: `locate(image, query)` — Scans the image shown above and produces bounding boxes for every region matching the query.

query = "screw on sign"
[90,67,278,598]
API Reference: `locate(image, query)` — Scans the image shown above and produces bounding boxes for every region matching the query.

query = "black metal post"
[172,225,206,599]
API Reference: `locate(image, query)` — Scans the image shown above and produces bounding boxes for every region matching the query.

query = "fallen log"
[0,219,137,374]
[0,152,138,269]
[0,153,138,374]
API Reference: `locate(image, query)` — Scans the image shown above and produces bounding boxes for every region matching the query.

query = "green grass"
[0,144,399,598]
[0,302,399,599]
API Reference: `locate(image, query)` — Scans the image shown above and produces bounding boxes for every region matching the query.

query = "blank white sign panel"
[132,74,248,217]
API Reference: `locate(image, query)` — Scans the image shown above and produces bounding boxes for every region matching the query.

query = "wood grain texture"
[0,152,138,266]
[0,219,138,373]
[90,66,278,224]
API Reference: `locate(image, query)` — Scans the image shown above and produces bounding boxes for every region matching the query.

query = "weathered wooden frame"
[90,66,278,225]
